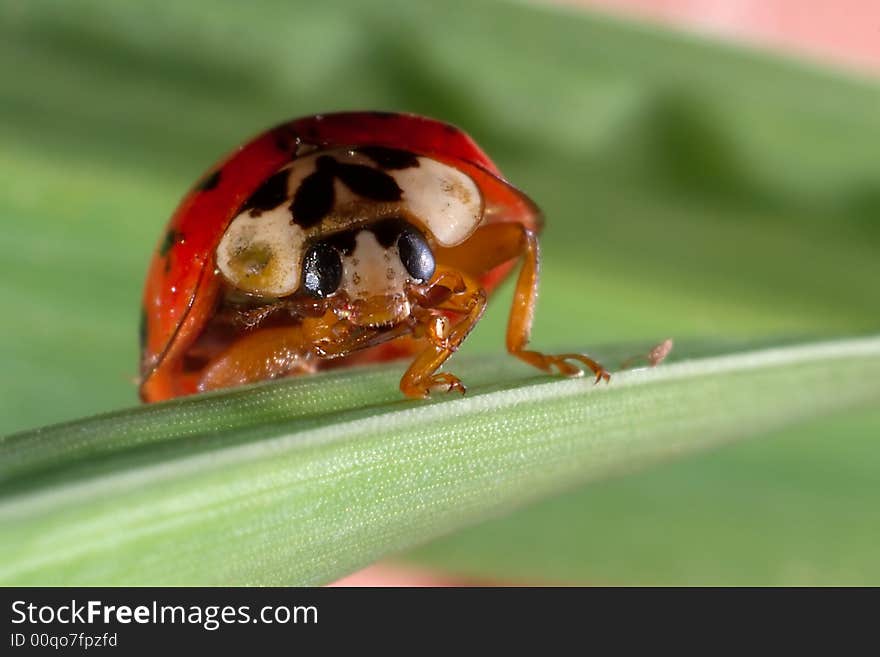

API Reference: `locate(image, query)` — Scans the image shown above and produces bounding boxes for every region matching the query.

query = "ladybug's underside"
[139,113,608,402]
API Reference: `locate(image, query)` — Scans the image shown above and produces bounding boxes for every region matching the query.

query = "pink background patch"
[555,0,880,74]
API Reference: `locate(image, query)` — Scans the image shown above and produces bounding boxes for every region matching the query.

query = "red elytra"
[140,111,542,402]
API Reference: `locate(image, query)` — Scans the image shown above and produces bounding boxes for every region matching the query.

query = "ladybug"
[139,111,609,403]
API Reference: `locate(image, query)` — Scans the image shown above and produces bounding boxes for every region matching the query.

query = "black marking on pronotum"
[358,146,420,170]
[291,156,403,228]
[291,158,336,228]
[159,229,180,257]
[323,230,358,256]
[241,170,290,217]
[370,217,410,248]
[334,162,402,202]
[194,169,221,192]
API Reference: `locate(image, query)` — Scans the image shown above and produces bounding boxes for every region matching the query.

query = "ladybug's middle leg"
[502,226,609,382]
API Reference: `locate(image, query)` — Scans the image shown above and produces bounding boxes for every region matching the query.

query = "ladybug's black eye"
[302,242,342,298]
[397,227,435,283]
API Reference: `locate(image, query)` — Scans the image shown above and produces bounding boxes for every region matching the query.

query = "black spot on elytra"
[370,217,410,248]
[366,111,397,119]
[193,169,221,192]
[139,308,148,352]
[272,125,300,153]
[159,229,180,257]
[290,155,403,228]
[358,146,420,170]
[241,170,290,216]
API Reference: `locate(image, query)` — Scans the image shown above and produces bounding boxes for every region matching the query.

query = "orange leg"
[399,269,486,398]
[197,325,317,393]
[438,222,610,383]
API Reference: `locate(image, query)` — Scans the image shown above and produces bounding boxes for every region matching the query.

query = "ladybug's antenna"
[619,338,674,370]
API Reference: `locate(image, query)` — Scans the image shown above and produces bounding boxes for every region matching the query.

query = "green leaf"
[408,406,880,585]
[1,337,878,585]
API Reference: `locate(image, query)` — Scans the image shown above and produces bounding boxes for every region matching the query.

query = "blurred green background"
[1,0,878,584]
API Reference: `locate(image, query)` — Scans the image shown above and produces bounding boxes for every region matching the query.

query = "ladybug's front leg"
[400,270,486,398]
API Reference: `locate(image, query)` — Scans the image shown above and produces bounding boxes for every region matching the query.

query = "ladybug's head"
[296,218,435,326]
[215,146,483,327]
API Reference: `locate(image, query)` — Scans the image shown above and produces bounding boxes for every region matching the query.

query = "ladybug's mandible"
[139,112,609,402]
